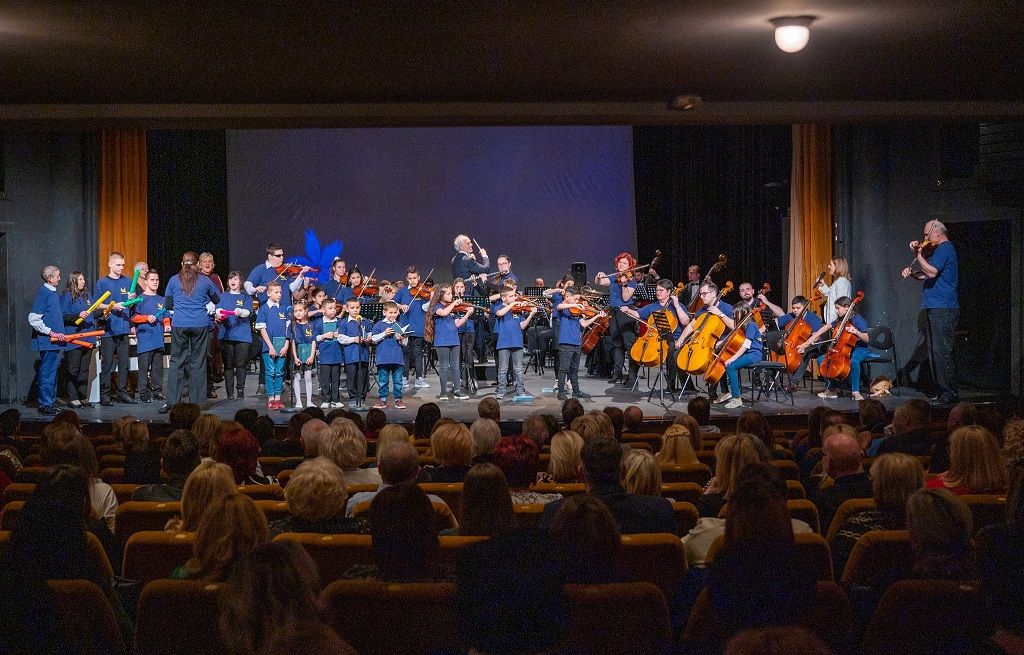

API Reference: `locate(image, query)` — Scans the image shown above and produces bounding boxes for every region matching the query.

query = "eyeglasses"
[700,291,714,296]
[270,252,284,258]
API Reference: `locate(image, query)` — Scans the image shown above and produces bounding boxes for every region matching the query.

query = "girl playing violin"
[452,277,477,387]
[347,267,377,303]
[322,257,349,302]
[594,252,639,384]
[425,283,474,401]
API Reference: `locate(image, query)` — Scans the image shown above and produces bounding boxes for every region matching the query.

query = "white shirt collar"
[44,283,56,291]
[266,300,280,308]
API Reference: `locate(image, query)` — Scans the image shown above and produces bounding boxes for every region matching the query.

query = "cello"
[704,284,770,385]
[818,291,865,380]
[683,254,727,314]
[676,281,734,375]
[779,272,826,373]
[629,301,681,367]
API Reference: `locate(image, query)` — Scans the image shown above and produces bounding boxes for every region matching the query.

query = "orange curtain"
[788,124,833,309]
[98,129,147,269]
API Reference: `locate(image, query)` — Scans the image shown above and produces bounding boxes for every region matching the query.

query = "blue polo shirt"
[340,316,372,363]
[609,279,636,309]
[696,300,734,320]
[557,308,582,346]
[921,241,959,310]
[492,302,526,350]
[321,279,350,302]
[290,320,317,361]
[778,311,824,333]
[315,317,344,365]
[830,314,870,349]
[246,263,297,307]
[636,302,684,340]
[94,275,132,337]
[457,314,475,335]
[372,319,405,366]
[217,292,253,342]
[741,322,764,360]
[61,292,97,350]
[133,294,167,354]
[256,302,291,353]
[30,284,64,351]
[165,275,220,329]
[432,306,460,347]
[395,287,426,337]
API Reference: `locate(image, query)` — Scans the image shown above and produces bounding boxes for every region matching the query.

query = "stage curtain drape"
[788,124,833,307]
[98,129,147,268]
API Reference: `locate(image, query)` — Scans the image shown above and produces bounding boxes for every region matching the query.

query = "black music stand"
[632,284,659,303]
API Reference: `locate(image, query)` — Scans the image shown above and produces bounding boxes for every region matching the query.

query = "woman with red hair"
[594,252,640,385]
[214,427,277,485]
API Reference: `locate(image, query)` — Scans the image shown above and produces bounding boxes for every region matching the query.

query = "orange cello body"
[819,291,865,380]
[704,284,770,385]
[581,314,609,354]
[629,304,680,367]
[676,282,734,375]
[779,287,824,373]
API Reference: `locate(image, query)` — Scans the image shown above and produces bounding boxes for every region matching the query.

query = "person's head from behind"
[286,413,311,443]
[122,420,150,453]
[215,428,261,484]
[378,441,420,485]
[821,430,863,479]
[657,424,697,465]
[414,402,441,438]
[251,416,276,446]
[219,541,327,655]
[715,435,768,500]
[858,398,887,431]
[491,436,540,489]
[469,418,500,459]
[521,415,550,447]
[284,458,348,522]
[364,408,387,435]
[946,425,1009,494]
[549,493,622,584]
[161,429,201,480]
[736,410,772,450]
[44,427,99,478]
[192,412,222,458]
[893,399,931,434]
[580,435,623,487]
[869,453,924,518]
[181,461,237,531]
[170,403,202,431]
[368,483,438,581]
[320,419,368,471]
[430,421,473,468]
[569,414,602,442]
[623,448,661,496]
[477,397,500,422]
[623,405,643,433]
[602,406,624,440]
[724,626,831,655]
[905,488,974,575]
[586,410,615,440]
[673,413,704,453]
[547,430,584,483]
[561,398,584,428]
[461,463,515,537]
[375,424,410,464]
[300,418,328,457]
[947,401,978,431]
[188,493,269,581]
[233,408,259,435]
[0,407,21,436]
[724,463,793,549]
[688,396,712,426]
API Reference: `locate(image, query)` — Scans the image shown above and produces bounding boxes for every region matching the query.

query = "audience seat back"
[556,582,670,655]
[825,498,877,545]
[619,533,688,598]
[48,579,127,655]
[660,482,703,505]
[236,483,284,501]
[419,482,463,517]
[706,532,833,582]
[114,501,180,543]
[840,529,912,587]
[671,501,699,536]
[134,580,223,655]
[122,531,194,581]
[660,463,711,485]
[961,494,1007,534]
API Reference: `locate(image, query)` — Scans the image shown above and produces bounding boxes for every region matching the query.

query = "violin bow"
[409,267,435,302]
[354,267,376,300]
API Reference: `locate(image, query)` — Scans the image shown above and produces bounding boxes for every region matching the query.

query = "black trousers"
[607,311,636,378]
[925,308,959,396]
[221,339,250,395]
[404,336,425,378]
[64,348,91,402]
[346,361,369,401]
[165,327,209,404]
[320,363,342,403]
[99,334,130,398]
[137,348,165,393]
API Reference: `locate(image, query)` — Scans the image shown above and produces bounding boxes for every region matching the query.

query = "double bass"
[682,254,727,314]
[704,283,770,385]
[629,301,681,367]
[676,281,734,375]
[818,291,865,380]
[779,272,826,373]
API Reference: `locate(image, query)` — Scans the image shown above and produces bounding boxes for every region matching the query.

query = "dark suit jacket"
[540,483,677,535]
[810,471,873,534]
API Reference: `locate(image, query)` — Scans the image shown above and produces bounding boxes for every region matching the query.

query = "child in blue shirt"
[712,301,764,410]
[255,281,290,410]
[425,283,475,401]
[339,298,373,410]
[394,266,430,389]
[314,298,344,408]
[801,295,879,401]
[371,301,409,409]
[554,288,604,401]
[491,287,539,399]
[216,271,254,400]
[289,300,318,410]
[453,278,477,392]
[131,270,171,403]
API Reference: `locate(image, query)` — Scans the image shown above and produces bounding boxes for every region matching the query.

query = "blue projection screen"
[226,127,636,287]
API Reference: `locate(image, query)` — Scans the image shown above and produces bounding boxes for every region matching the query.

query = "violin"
[602,250,663,286]
[508,295,540,314]
[685,254,728,314]
[274,264,319,276]
[408,283,434,300]
[676,280,734,375]
[353,268,378,299]
[904,239,938,281]
[819,291,865,380]
[452,300,476,314]
[566,300,602,318]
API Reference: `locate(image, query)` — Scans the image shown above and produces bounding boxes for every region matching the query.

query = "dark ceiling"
[1,1,1023,126]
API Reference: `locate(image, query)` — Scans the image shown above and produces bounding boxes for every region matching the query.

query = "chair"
[861,579,992,655]
[618,532,688,598]
[122,531,194,581]
[254,499,291,523]
[744,360,794,405]
[99,454,126,469]
[659,462,711,485]
[277,468,294,487]
[672,501,699,535]
[419,482,463,517]
[840,529,913,587]
[684,581,853,653]
[660,482,703,504]
[257,455,289,475]
[695,449,716,468]
[95,443,124,456]
[624,432,664,449]
[787,498,821,533]
[961,494,1007,534]
[825,497,877,545]
[48,579,127,655]
[1,499,24,529]
[514,502,544,529]
[625,441,653,452]
[0,530,116,580]
[771,459,800,481]
[14,466,48,483]
[114,501,181,543]
[110,483,141,504]
[530,482,586,496]
[785,479,806,499]
[274,533,374,585]
[352,499,458,531]
[558,582,671,655]
[863,325,900,395]
[236,483,284,500]
[323,580,462,655]
[100,467,126,484]
[706,532,834,582]
[134,579,224,655]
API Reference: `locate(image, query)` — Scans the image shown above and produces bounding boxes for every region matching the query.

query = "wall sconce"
[770,16,815,53]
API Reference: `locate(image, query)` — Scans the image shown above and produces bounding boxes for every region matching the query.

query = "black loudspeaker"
[571,262,587,289]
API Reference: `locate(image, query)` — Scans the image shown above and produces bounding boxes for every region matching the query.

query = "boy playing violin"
[555,288,605,401]
[491,287,539,399]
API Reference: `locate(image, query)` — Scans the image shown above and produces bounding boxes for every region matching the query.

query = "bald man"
[810,430,873,533]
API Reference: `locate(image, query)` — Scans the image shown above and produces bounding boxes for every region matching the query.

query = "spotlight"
[770,16,815,53]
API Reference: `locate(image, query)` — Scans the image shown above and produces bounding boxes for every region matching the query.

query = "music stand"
[632,284,659,303]
[643,312,676,407]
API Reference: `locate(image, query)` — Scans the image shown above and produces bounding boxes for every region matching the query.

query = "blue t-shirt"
[133,294,167,354]
[921,241,959,310]
[778,311,824,333]
[290,320,317,362]
[321,279,351,303]
[608,279,636,308]
[340,316,372,363]
[61,292,97,350]
[165,275,220,328]
[256,302,291,353]
[315,317,344,365]
[94,275,132,337]
[696,300,734,319]
[830,314,870,349]
[492,301,525,350]
[457,314,475,335]
[394,288,427,337]
[741,321,764,360]
[432,306,460,347]
[30,285,64,351]
[557,308,582,346]
[217,292,253,342]
[636,302,684,340]
[372,319,405,366]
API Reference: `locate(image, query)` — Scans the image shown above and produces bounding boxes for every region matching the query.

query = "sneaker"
[373,400,388,409]
[723,397,744,409]
[394,400,407,409]
[331,402,344,408]
[153,392,166,401]
[348,400,360,408]
[453,391,470,400]
[851,392,865,401]
[320,402,331,408]
[817,389,838,398]
[294,402,304,410]
[436,394,449,401]
[713,393,733,404]
[267,400,277,410]
[573,392,592,400]
[415,378,430,388]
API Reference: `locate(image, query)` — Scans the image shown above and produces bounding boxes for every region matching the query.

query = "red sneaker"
[372,400,388,409]
[267,400,277,410]
[394,400,406,409]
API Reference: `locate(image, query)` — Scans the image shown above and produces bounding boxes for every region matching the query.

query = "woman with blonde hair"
[673,413,704,453]
[192,412,223,460]
[906,488,977,580]
[537,430,584,484]
[123,420,161,484]
[374,424,411,466]
[928,425,1009,495]
[168,461,237,531]
[320,419,381,485]
[423,421,473,483]
[623,449,661,497]
[817,256,852,324]
[696,434,766,518]
[172,493,269,582]
[268,457,370,538]
[657,424,698,465]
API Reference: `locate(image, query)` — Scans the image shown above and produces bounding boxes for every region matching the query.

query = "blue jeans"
[262,353,286,397]
[377,364,404,400]
[435,345,462,395]
[817,347,880,393]
[37,349,63,408]
[496,347,525,396]
[726,351,761,398]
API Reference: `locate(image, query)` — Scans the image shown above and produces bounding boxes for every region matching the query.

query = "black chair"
[863,325,900,396]
[744,360,794,405]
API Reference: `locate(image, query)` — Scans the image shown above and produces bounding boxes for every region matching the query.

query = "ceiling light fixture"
[770,16,815,53]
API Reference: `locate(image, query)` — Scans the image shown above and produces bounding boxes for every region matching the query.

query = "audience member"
[173,493,269,581]
[279,417,329,470]
[521,414,550,447]
[262,413,308,457]
[602,405,624,441]
[538,413,561,442]
[233,408,259,436]
[875,399,933,456]
[561,397,584,429]
[796,407,842,461]
[414,402,442,439]
[696,434,767,518]
[448,463,515,537]
[346,441,447,516]
[320,419,382,485]
[133,429,201,501]
[688,396,719,434]
[549,493,623,583]
[268,458,369,538]
[469,418,500,464]
[301,405,327,422]
[537,430,583,484]
[251,415,276,447]
[0,408,29,460]
[926,425,1009,495]
[810,430,873,531]
[623,448,661,497]
[493,435,560,504]
[976,471,1024,648]
[123,419,162,484]
[623,404,644,435]
[1003,419,1024,477]
[422,421,473,483]
[724,626,831,655]
[363,407,386,440]
[170,402,201,431]
[656,424,698,465]
[169,461,237,531]
[569,413,603,441]
[216,427,278,485]
[373,423,411,466]
[192,412,223,460]
[673,413,705,453]
[45,428,118,531]
[856,398,888,454]
[906,488,977,580]
[540,435,675,534]
[477,397,501,422]
[736,410,773,452]
[586,409,616,440]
